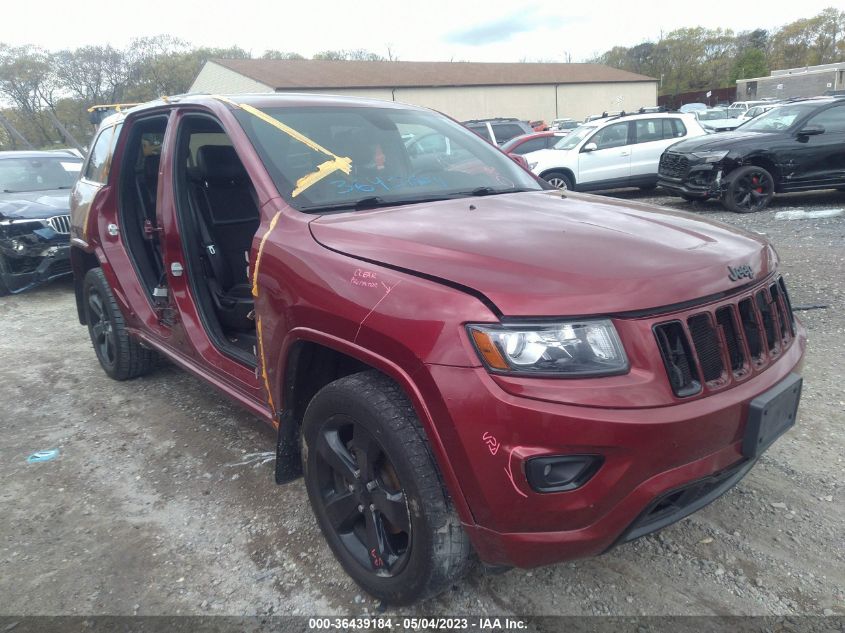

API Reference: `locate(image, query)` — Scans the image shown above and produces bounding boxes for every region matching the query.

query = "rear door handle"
[620,151,631,157]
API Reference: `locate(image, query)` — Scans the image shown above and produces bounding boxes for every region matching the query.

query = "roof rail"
[87,102,140,125]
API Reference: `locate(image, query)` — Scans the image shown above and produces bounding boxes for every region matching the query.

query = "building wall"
[190,62,274,94]
[555,82,657,120]
[190,62,658,123]
[277,82,657,123]
[737,66,845,100]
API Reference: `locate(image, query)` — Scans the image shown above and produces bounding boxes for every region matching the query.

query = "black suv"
[0,151,82,294]
[462,118,535,145]
[658,96,845,212]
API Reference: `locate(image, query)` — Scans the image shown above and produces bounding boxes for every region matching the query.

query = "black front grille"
[654,321,701,397]
[687,313,724,382]
[738,297,763,361]
[655,277,796,397]
[756,290,778,354]
[715,306,745,372]
[618,460,753,544]
[659,152,688,179]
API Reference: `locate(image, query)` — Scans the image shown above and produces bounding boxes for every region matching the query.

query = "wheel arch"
[71,246,102,325]
[735,155,782,191]
[539,167,576,187]
[273,328,475,526]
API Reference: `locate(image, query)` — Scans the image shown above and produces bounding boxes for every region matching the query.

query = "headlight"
[467,320,628,376]
[690,150,729,163]
[528,161,538,170]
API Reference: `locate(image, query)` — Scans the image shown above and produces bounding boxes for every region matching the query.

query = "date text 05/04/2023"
[307,617,528,630]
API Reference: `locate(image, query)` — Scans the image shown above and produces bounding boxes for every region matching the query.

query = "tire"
[83,267,157,380]
[301,370,472,604]
[721,165,775,213]
[543,171,574,191]
[0,254,10,297]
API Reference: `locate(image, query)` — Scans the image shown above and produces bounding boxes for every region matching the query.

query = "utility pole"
[0,111,35,150]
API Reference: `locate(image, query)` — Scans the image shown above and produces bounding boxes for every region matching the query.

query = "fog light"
[525,455,603,493]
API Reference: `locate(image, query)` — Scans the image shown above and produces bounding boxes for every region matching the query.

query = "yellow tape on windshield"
[213,95,352,197]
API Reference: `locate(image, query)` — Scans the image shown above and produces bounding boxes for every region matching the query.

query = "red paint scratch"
[504,448,528,498]
[354,280,402,342]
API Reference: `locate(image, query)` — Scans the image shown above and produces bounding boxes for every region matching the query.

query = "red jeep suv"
[69,94,806,604]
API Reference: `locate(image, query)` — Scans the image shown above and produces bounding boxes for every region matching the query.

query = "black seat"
[188,145,260,332]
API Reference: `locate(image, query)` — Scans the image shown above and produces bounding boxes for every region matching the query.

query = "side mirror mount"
[582,142,598,153]
[798,124,825,137]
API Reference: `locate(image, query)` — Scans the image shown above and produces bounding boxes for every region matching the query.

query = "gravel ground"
[0,189,842,622]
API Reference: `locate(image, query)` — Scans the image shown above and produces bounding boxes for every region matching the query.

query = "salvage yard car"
[0,151,81,294]
[70,93,806,605]
[658,96,845,212]
[525,111,707,191]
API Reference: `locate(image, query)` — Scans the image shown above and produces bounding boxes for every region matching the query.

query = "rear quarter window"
[83,123,123,184]
[666,119,686,138]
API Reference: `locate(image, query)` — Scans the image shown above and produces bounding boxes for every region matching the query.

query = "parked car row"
[522,111,707,191]
[516,95,845,213]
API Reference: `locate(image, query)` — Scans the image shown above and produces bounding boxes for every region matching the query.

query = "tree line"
[0,37,392,150]
[589,8,844,97]
[1,9,844,150]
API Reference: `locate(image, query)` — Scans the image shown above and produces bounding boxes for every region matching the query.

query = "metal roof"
[210,59,657,90]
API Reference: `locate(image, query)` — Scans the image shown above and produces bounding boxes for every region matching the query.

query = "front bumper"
[658,161,724,199]
[426,322,806,568]
[0,230,71,293]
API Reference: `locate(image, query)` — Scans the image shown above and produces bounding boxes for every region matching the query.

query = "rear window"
[491,123,527,144]
[512,137,547,154]
[466,123,492,143]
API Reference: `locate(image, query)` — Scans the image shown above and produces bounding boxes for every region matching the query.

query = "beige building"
[190,59,657,123]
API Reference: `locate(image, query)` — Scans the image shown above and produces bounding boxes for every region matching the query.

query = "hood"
[310,191,775,316]
[667,130,776,153]
[701,120,742,131]
[0,189,72,220]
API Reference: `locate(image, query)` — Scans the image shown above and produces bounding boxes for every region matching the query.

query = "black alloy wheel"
[301,371,471,604]
[313,416,411,576]
[87,286,117,370]
[83,268,157,380]
[723,165,775,213]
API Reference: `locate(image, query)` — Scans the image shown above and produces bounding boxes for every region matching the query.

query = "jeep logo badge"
[727,264,754,282]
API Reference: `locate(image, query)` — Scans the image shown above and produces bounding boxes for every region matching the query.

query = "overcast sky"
[1,0,837,62]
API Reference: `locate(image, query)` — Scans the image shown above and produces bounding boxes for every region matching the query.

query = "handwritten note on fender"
[481,432,528,498]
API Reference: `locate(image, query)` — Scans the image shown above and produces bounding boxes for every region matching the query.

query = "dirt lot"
[0,190,843,621]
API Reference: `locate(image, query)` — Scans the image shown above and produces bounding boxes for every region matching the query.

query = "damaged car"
[72,94,805,604]
[0,151,81,294]
[658,96,845,212]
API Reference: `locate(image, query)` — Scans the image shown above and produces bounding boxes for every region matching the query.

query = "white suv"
[525,112,707,191]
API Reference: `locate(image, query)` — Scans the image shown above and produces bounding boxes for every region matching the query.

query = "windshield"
[551,125,596,150]
[697,109,729,121]
[233,105,542,212]
[740,103,816,132]
[0,156,82,193]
